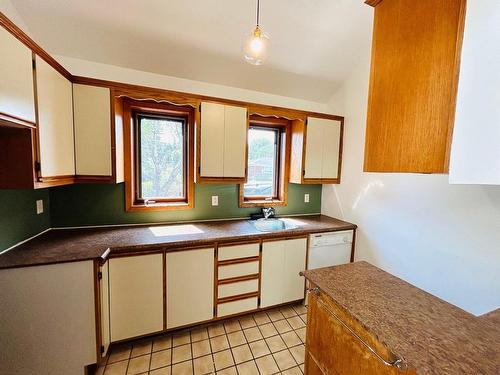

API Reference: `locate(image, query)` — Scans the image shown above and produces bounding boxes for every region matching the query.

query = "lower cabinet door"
[261,238,307,308]
[261,241,285,308]
[282,238,307,303]
[166,248,215,329]
[109,254,164,342]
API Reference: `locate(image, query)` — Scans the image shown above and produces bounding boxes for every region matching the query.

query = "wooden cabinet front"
[109,254,164,342]
[364,0,466,173]
[261,237,307,307]
[166,247,214,329]
[306,289,415,375]
[36,55,75,179]
[0,26,36,125]
[199,101,247,182]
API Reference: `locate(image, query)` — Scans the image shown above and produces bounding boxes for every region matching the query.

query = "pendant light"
[243,0,269,65]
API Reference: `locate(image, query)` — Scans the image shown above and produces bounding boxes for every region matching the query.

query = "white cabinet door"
[261,238,307,308]
[36,56,75,177]
[223,105,247,177]
[166,248,214,329]
[200,102,225,177]
[282,238,307,303]
[321,120,341,179]
[73,84,112,176]
[200,102,247,178]
[305,117,342,180]
[100,261,110,356]
[261,241,285,308]
[109,254,163,342]
[0,27,35,123]
[304,118,324,179]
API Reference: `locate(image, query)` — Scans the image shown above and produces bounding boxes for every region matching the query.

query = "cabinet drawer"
[217,297,258,317]
[218,261,259,280]
[218,279,259,299]
[218,243,259,261]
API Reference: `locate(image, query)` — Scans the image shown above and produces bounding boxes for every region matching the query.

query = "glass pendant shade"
[243,26,269,65]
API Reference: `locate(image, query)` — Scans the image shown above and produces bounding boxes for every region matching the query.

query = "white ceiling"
[9,0,372,102]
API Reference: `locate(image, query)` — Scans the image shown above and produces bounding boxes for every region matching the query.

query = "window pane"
[244,127,278,197]
[138,116,185,199]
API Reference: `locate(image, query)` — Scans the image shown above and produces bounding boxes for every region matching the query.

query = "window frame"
[239,115,291,208]
[123,99,195,212]
[134,113,188,203]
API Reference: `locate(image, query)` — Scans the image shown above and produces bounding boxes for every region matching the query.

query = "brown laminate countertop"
[0,215,356,270]
[302,261,500,375]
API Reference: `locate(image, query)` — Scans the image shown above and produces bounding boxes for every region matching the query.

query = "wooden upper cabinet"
[290,117,343,184]
[35,55,75,178]
[0,26,36,125]
[198,101,247,182]
[73,84,114,178]
[364,0,466,173]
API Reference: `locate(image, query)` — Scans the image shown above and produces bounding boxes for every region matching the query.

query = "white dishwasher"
[307,230,354,269]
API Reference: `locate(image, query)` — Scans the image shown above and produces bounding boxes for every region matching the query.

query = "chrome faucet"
[262,207,276,219]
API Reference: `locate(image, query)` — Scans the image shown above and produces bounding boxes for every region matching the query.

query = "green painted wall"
[49,183,322,227]
[0,189,51,251]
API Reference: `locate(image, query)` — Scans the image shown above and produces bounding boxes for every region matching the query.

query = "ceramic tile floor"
[96,304,307,375]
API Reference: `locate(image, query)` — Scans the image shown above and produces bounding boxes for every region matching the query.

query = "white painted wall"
[322,2,500,316]
[449,0,500,184]
[54,55,330,114]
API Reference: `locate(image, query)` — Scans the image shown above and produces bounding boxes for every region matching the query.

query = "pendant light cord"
[256,0,260,26]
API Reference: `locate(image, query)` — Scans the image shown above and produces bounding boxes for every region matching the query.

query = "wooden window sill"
[126,201,193,212]
[239,199,287,208]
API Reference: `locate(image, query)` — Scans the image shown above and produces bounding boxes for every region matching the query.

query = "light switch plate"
[36,199,44,214]
[211,196,219,206]
[304,194,310,203]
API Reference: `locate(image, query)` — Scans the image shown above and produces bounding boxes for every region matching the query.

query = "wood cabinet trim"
[365,0,384,7]
[217,256,260,267]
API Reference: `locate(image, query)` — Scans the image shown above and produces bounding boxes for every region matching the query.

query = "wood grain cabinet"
[35,55,75,180]
[261,238,307,308]
[166,248,214,329]
[198,101,248,182]
[0,26,36,126]
[108,254,164,342]
[305,287,416,375]
[364,0,466,173]
[290,117,343,184]
[73,84,112,178]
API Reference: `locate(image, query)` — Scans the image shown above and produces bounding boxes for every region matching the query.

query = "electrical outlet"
[304,194,310,203]
[211,196,219,206]
[36,199,44,214]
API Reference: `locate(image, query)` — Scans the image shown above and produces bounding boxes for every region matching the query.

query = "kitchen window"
[240,116,290,207]
[135,114,186,203]
[123,99,194,211]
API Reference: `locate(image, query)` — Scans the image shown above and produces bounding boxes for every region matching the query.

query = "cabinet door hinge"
[32,59,36,69]
[100,345,105,354]
[34,161,41,172]
[97,271,103,280]
[302,170,306,176]
[199,104,202,113]
[198,166,201,175]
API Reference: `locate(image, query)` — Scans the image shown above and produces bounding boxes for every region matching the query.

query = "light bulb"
[243,26,269,65]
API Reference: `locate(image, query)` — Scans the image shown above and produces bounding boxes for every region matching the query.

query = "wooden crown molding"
[0,11,72,80]
[365,0,384,7]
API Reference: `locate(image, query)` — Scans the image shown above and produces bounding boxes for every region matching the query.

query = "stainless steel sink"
[250,218,299,232]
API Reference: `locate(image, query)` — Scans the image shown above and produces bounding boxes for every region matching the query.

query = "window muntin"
[244,125,282,200]
[134,114,187,202]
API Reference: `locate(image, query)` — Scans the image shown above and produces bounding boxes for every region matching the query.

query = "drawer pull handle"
[309,287,408,371]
